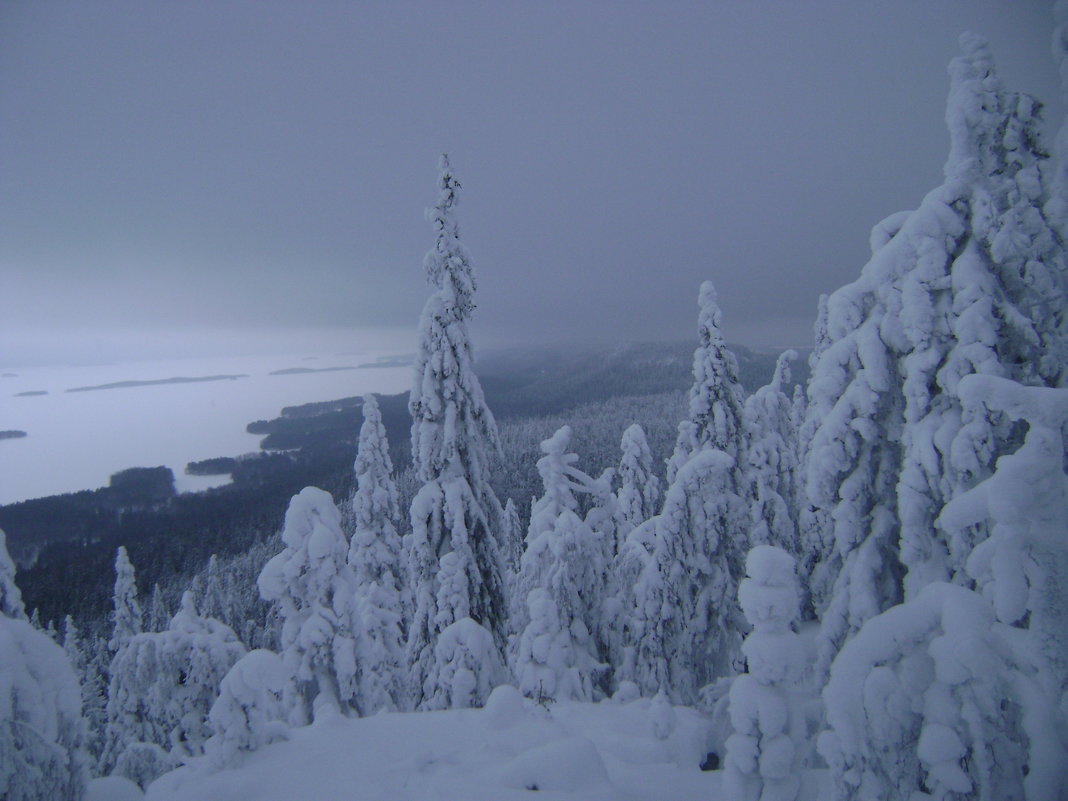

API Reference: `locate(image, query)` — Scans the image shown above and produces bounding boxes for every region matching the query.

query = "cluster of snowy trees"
[3,29,1068,800]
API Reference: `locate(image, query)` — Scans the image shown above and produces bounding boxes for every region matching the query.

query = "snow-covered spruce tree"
[583,465,624,680]
[258,487,360,722]
[0,529,25,620]
[63,616,106,768]
[406,156,509,710]
[100,545,146,774]
[724,546,805,801]
[502,497,523,574]
[348,394,406,713]
[819,582,1060,801]
[611,515,657,687]
[512,504,608,702]
[107,592,246,784]
[510,427,613,685]
[819,377,1068,801]
[146,583,171,633]
[939,376,1068,746]
[631,449,748,703]
[424,614,509,711]
[616,423,661,536]
[1046,0,1068,238]
[805,36,1068,673]
[802,251,906,676]
[195,554,229,623]
[744,350,801,553]
[204,649,289,769]
[0,532,89,801]
[514,587,604,703]
[665,280,749,499]
[894,34,1068,600]
[109,546,143,655]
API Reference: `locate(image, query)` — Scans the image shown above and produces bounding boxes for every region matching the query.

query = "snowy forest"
[4,27,1068,801]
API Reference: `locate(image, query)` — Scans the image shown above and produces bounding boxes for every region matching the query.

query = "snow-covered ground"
[139,688,827,801]
[0,352,410,505]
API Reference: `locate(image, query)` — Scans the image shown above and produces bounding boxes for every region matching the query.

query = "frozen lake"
[0,351,412,505]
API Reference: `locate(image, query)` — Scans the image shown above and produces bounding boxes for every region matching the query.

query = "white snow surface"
[146,694,736,801]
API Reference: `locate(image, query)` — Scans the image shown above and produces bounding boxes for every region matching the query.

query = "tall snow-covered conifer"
[895,34,1068,600]
[1046,0,1068,238]
[1,534,88,801]
[805,35,1068,676]
[744,350,800,553]
[406,155,509,710]
[109,546,143,655]
[348,394,406,713]
[631,449,747,702]
[0,529,26,620]
[511,427,610,700]
[616,424,661,535]
[666,281,749,496]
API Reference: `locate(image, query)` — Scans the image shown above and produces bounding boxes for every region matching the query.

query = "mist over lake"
[0,350,411,505]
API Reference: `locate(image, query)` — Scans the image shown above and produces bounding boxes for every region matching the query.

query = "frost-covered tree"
[406,156,509,709]
[195,555,229,623]
[631,449,748,702]
[938,375,1068,722]
[515,588,604,703]
[62,616,105,767]
[616,423,661,535]
[105,591,246,786]
[348,394,406,713]
[802,256,906,674]
[423,615,508,711]
[1,622,89,800]
[512,507,608,702]
[0,529,25,620]
[205,649,289,769]
[666,281,749,498]
[610,516,657,686]
[806,36,1068,675]
[100,546,147,775]
[745,350,800,553]
[501,497,523,573]
[724,546,806,801]
[259,487,360,722]
[109,546,143,655]
[894,34,1068,600]
[511,427,613,678]
[146,583,171,633]
[819,582,1063,801]
[818,378,1068,801]
[0,533,88,801]
[1046,0,1068,238]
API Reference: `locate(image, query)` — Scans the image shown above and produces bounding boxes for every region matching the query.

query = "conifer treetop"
[0,529,26,620]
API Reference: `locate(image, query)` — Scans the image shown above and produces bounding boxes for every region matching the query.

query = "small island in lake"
[0,430,28,440]
[66,374,247,392]
[268,366,356,375]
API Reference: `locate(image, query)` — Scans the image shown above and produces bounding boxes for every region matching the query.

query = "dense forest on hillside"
[5,342,800,631]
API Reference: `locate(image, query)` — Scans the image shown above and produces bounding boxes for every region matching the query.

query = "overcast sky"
[1,1,1063,364]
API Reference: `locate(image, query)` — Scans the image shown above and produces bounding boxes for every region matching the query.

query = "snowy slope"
[144,689,728,801]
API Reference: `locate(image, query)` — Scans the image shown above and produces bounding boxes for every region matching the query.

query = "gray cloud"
[1,0,1062,362]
